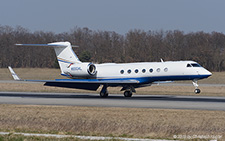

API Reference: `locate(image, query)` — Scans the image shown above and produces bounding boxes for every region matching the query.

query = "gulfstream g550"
[9,41,212,97]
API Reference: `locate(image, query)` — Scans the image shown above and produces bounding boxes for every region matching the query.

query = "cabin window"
[164,68,168,72]
[157,68,160,72]
[135,69,139,73]
[149,68,153,73]
[127,69,131,74]
[191,63,201,67]
[120,70,124,74]
[142,69,146,73]
[187,64,192,67]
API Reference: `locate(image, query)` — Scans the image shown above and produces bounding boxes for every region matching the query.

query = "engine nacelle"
[64,63,97,78]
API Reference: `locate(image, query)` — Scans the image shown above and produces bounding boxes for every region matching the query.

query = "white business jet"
[9,41,212,97]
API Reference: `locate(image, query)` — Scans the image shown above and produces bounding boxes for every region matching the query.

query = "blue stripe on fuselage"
[58,74,211,84]
[136,75,210,84]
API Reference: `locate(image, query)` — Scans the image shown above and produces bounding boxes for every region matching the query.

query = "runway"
[0,92,225,111]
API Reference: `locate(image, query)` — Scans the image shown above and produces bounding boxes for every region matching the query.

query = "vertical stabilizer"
[15,41,81,75]
[48,42,81,74]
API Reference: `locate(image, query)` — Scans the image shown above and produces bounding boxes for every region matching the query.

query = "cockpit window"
[187,63,202,67]
[187,64,192,67]
[191,63,201,67]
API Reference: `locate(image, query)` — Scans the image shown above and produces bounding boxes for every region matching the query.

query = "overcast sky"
[0,0,225,34]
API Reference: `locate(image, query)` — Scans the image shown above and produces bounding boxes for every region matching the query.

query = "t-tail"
[16,41,81,75]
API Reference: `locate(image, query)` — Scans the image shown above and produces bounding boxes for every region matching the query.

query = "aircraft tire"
[124,91,132,97]
[194,89,201,94]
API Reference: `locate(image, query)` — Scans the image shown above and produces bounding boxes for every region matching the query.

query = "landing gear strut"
[100,85,108,97]
[192,80,201,94]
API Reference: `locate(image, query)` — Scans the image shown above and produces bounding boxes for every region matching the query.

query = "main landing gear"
[99,85,136,98]
[122,86,135,97]
[100,85,108,98]
[192,80,201,94]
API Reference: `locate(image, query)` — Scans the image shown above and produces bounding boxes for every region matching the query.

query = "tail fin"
[15,41,81,75]
[48,42,81,74]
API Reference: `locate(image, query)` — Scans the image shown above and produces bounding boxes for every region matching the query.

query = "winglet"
[8,66,21,80]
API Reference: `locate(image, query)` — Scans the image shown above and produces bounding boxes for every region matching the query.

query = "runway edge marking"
[0,132,178,141]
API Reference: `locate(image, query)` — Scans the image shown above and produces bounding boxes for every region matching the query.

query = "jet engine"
[87,63,97,75]
[64,63,97,78]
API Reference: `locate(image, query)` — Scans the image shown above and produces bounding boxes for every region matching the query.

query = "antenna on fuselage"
[160,58,164,62]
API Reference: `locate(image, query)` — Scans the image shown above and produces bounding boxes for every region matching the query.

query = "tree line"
[0,25,225,71]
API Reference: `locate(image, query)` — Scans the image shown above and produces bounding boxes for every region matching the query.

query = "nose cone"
[201,69,212,78]
[207,70,212,76]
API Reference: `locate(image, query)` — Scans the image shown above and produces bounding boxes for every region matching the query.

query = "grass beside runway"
[0,104,224,140]
[0,134,77,141]
[0,68,64,80]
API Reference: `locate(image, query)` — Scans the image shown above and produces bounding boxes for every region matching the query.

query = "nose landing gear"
[192,80,201,94]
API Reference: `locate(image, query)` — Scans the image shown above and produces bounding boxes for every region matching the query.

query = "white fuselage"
[66,60,211,84]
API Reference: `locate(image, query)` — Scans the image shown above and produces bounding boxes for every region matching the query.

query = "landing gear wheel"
[124,91,132,97]
[194,89,201,94]
[100,91,108,98]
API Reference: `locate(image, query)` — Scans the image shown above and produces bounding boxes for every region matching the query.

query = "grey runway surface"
[0,92,225,111]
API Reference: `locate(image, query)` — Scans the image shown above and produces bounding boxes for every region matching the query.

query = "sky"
[0,0,225,35]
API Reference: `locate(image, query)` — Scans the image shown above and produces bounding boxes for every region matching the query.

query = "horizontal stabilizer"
[15,44,66,47]
[15,43,78,48]
[8,66,21,80]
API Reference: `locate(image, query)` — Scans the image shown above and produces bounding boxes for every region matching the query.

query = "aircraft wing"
[8,66,139,91]
[29,79,139,91]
